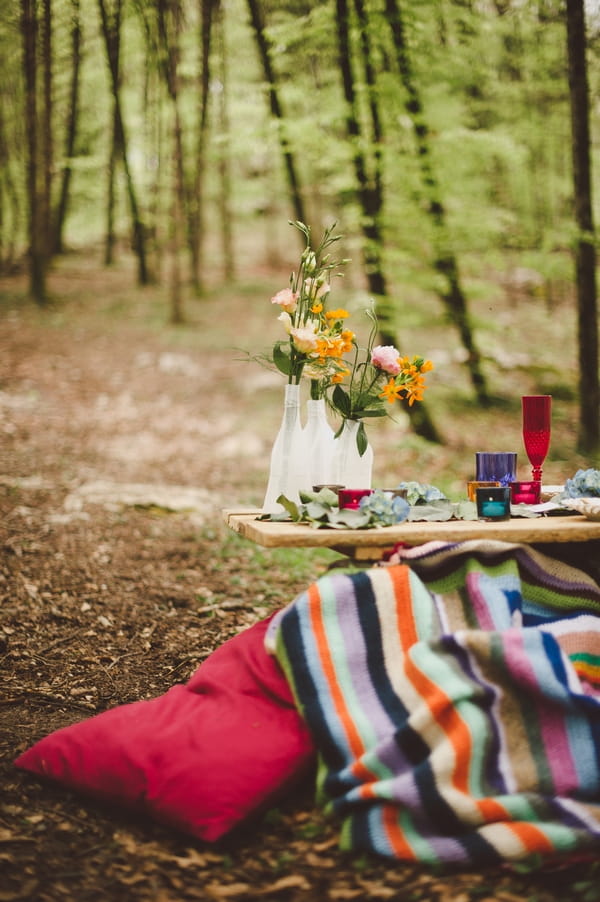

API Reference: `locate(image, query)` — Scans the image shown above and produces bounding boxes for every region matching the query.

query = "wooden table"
[223,508,600,562]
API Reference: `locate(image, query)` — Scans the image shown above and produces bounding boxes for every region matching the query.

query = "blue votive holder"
[476,485,511,521]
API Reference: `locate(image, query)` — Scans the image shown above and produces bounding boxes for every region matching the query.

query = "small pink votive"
[510,480,541,505]
[338,488,373,510]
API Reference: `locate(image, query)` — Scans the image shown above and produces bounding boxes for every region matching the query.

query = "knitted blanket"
[266,540,600,865]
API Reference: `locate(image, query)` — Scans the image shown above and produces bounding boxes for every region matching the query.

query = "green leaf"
[357,421,368,457]
[304,501,331,521]
[273,342,291,376]
[456,501,478,520]
[355,391,381,410]
[332,384,352,417]
[407,501,455,521]
[277,494,300,520]
[352,408,387,419]
[330,508,371,528]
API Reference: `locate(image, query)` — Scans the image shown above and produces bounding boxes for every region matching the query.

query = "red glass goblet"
[522,395,551,483]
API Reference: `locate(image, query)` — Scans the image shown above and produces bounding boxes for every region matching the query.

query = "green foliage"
[1,0,597,340]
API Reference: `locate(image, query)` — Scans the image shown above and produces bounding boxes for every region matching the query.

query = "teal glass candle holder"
[476,486,511,521]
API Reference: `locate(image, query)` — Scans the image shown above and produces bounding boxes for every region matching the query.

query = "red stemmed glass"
[522,395,551,483]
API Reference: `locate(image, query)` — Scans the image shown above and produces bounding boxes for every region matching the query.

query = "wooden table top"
[223,508,600,561]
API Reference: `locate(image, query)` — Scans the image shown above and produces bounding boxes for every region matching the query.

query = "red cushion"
[14,615,315,841]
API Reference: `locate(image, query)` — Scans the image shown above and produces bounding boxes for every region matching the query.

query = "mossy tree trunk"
[566,0,599,453]
[246,0,306,227]
[336,0,441,443]
[384,0,489,405]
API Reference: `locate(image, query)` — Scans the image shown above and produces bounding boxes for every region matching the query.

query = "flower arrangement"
[260,220,434,507]
[267,222,434,425]
[269,221,352,399]
[330,307,434,455]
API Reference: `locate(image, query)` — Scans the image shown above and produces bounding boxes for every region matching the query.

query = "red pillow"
[14,615,315,841]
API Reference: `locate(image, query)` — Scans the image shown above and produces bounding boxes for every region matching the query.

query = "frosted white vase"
[333,419,373,488]
[262,384,309,513]
[303,399,336,488]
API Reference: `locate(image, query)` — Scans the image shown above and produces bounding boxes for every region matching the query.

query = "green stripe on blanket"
[266,541,600,865]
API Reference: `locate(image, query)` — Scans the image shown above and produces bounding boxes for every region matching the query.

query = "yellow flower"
[311,302,323,314]
[325,308,349,320]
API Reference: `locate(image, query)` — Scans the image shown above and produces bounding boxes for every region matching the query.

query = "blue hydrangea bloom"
[561,468,600,498]
[359,489,410,525]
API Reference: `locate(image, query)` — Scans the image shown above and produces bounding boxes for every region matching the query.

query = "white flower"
[290,324,319,353]
[271,288,298,312]
[304,277,331,299]
[278,311,292,333]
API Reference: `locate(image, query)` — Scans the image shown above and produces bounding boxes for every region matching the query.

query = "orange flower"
[379,378,405,404]
[325,308,349,320]
[331,367,350,384]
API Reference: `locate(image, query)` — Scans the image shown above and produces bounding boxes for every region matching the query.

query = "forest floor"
[1,250,599,901]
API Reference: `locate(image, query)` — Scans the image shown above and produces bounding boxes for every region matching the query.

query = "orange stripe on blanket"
[382,802,418,860]
[503,820,556,856]
[389,566,419,651]
[307,582,374,786]
[403,652,508,824]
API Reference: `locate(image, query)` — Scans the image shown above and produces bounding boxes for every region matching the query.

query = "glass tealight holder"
[475,452,518,486]
[476,486,511,521]
[338,488,373,510]
[467,480,500,502]
[382,487,409,500]
[510,480,541,505]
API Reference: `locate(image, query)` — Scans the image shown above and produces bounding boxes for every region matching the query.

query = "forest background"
[3,3,600,899]
[2,0,600,467]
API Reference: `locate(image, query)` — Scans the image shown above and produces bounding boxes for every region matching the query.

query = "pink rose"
[371,345,402,375]
[271,288,298,313]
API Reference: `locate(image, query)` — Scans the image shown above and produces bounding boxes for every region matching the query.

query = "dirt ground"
[1,257,599,901]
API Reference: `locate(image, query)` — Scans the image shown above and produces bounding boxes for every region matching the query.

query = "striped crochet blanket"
[266,540,600,865]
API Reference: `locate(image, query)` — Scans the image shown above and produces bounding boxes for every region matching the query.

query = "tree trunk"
[157,0,186,321]
[337,0,385,296]
[0,102,21,272]
[98,0,150,285]
[188,0,216,294]
[105,106,118,266]
[336,0,441,443]
[54,0,81,254]
[216,2,234,281]
[21,0,47,304]
[384,0,489,404]
[566,0,599,453]
[41,0,53,259]
[245,0,306,226]
[169,115,185,324]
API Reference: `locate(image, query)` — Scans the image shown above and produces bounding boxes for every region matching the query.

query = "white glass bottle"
[333,419,373,488]
[262,384,309,513]
[303,398,336,488]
